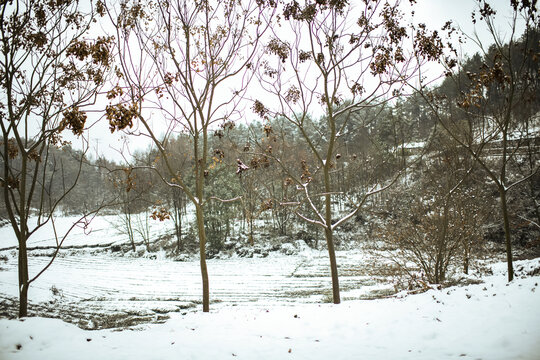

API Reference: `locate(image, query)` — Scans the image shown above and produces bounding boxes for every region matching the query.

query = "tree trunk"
[18,156,29,318]
[143,213,150,251]
[173,191,183,253]
[325,227,340,304]
[175,216,182,253]
[499,188,514,282]
[462,232,471,275]
[127,213,136,252]
[18,238,29,317]
[248,211,254,246]
[463,251,469,275]
[324,160,340,304]
[195,204,210,312]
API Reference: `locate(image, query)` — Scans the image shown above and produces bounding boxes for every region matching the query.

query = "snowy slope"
[0,213,175,250]
[0,258,539,360]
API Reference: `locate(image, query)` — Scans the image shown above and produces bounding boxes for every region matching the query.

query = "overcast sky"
[79,0,524,162]
[414,0,525,56]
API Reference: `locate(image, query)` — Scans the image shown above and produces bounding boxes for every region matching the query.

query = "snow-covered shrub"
[295,230,317,248]
[280,243,298,255]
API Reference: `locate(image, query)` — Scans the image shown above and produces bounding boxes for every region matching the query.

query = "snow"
[0,213,176,250]
[400,140,426,149]
[0,249,393,310]
[0,258,539,360]
[1,213,539,359]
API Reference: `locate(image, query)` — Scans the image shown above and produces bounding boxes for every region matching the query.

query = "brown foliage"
[106,103,138,133]
[60,106,87,136]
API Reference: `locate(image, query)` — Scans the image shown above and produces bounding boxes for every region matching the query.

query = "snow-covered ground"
[0,258,539,360]
[1,214,539,359]
[0,249,396,322]
[0,214,396,320]
[0,213,175,250]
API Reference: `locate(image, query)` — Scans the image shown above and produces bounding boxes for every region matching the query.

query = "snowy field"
[1,215,540,359]
[0,249,397,324]
[0,214,399,329]
[0,259,539,360]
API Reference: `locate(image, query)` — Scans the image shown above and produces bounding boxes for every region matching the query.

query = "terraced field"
[0,248,396,328]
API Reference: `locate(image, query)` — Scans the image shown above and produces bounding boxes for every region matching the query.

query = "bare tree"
[376,131,487,286]
[414,1,540,281]
[107,0,272,312]
[110,168,140,252]
[0,0,112,317]
[253,0,431,304]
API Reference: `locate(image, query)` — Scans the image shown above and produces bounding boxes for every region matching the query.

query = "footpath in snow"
[1,259,539,360]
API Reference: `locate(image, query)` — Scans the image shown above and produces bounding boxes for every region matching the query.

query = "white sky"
[412,0,525,57]
[76,0,524,162]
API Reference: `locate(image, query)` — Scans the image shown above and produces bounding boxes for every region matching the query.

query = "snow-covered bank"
[1,259,539,360]
[0,213,175,250]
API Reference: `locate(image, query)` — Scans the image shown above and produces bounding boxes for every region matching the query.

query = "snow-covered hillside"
[0,213,175,250]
